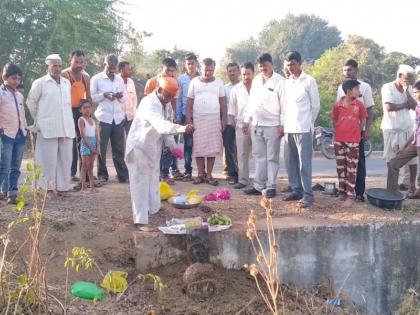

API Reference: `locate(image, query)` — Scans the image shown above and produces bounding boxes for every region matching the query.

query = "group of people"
[0,49,419,229]
[0,51,138,203]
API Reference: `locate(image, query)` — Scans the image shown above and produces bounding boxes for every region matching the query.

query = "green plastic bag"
[71,281,105,301]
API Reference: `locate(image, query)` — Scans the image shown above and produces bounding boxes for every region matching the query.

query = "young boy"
[387,80,420,197]
[0,63,27,205]
[332,79,367,206]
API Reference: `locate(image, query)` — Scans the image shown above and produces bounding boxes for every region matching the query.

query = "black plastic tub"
[366,188,405,210]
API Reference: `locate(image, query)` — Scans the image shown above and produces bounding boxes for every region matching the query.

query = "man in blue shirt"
[176,53,199,181]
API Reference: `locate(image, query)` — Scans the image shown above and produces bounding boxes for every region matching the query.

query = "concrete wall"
[134,220,420,315]
[210,221,420,315]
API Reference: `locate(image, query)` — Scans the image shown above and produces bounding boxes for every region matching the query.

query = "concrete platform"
[134,218,420,315]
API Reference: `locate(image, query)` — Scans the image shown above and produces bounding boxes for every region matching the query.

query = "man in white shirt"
[336,59,375,201]
[91,54,128,184]
[223,62,240,184]
[118,61,138,134]
[243,53,285,198]
[282,51,320,208]
[27,54,75,196]
[228,62,254,189]
[381,65,417,193]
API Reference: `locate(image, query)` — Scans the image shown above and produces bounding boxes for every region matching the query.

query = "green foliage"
[64,247,95,273]
[222,37,260,67]
[0,0,123,87]
[315,90,336,128]
[258,14,342,70]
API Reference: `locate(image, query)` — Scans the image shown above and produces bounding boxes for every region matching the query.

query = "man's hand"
[185,124,195,134]
[363,129,371,141]
[242,123,249,135]
[104,92,115,101]
[221,120,227,132]
[278,125,284,138]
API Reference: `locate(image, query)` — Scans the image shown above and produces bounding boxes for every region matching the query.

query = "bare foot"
[81,189,89,194]
[46,190,57,199]
[90,188,97,193]
[343,198,353,207]
[134,224,156,232]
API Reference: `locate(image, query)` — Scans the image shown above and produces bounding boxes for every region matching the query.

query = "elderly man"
[336,59,375,202]
[382,65,417,195]
[125,77,194,230]
[27,54,75,196]
[282,51,320,208]
[243,53,285,198]
[91,54,128,184]
[387,79,420,197]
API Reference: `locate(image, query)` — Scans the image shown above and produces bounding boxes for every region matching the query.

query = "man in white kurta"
[27,54,75,195]
[125,77,194,227]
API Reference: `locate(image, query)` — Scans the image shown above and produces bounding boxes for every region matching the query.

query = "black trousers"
[97,121,128,181]
[71,108,82,177]
[222,125,238,179]
[355,139,366,197]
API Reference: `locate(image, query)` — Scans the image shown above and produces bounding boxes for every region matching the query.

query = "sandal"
[182,173,193,182]
[193,176,206,185]
[227,177,237,185]
[161,175,175,185]
[206,178,219,186]
[172,170,184,181]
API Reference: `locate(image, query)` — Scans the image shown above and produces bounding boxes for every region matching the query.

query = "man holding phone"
[91,54,129,184]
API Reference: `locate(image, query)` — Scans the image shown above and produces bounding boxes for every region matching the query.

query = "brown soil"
[0,173,417,314]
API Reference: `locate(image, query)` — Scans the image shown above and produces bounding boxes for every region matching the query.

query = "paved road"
[192,155,387,178]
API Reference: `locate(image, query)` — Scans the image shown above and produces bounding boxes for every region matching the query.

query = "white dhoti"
[35,133,73,191]
[127,163,160,225]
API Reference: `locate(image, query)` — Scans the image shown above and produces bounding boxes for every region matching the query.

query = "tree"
[222,37,259,66]
[308,35,385,93]
[258,14,342,70]
[0,0,123,86]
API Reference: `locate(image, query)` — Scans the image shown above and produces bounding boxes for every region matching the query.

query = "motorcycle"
[313,126,373,159]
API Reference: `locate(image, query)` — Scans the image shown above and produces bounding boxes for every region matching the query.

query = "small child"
[78,100,100,193]
[0,63,27,205]
[332,79,368,206]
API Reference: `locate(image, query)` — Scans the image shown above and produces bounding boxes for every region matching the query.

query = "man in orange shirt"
[144,58,177,95]
[145,58,182,184]
[62,50,91,181]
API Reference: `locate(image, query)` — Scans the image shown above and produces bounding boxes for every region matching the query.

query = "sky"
[123,0,420,62]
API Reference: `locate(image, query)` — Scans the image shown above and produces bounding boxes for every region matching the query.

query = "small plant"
[0,133,50,314]
[64,246,166,308]
[245,194,280,315]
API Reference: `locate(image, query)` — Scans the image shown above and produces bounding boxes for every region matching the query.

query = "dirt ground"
[0,170,418,314]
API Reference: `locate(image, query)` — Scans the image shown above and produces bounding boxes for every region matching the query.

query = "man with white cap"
[27,54,75,196]
[381,65,418,195]
[91,54,128,184]
[125,76,194,230]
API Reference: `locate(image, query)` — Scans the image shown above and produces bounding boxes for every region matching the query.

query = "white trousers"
[128,166,161,225]
[235,127,252,185]
[35,134,73,191]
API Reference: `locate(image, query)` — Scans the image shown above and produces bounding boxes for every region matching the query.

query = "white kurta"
[125,92,186,224]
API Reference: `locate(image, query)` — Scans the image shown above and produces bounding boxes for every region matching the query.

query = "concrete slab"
[134,219,420,315]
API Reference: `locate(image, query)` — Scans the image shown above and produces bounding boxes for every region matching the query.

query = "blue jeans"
[285,132,314,201]
[0,131,27,197]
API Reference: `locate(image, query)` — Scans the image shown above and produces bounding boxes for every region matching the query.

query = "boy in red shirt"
[332,80,368,206]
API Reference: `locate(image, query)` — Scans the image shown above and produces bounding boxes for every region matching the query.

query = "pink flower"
[171,147,184,159]
[215,188,231,200]
[203,193,217,202]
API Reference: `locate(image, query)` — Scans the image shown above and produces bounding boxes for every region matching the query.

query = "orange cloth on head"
[158,77,179,96]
